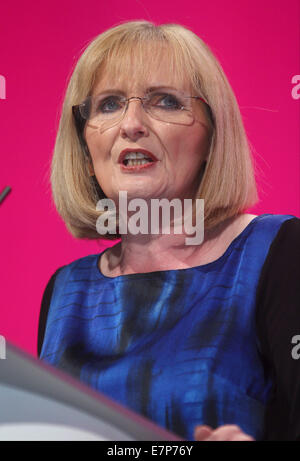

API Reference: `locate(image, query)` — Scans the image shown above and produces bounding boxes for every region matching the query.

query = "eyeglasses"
[72,88,211,134]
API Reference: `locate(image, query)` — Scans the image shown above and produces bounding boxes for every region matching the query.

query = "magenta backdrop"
[0,0,299,357]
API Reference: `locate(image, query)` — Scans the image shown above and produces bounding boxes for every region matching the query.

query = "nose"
[119,98,149,139]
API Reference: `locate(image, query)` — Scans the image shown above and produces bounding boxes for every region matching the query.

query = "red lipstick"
[118,148,159,171]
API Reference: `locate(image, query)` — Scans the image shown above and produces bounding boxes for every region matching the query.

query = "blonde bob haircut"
[51,20,258,240]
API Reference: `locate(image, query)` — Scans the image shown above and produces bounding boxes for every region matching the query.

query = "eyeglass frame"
[72,92,214,156]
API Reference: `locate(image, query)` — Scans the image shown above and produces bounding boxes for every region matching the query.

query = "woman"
[38,20,300,441]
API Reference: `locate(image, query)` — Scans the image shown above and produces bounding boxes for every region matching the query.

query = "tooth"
[124,151,152,161]
[126,159,150,166]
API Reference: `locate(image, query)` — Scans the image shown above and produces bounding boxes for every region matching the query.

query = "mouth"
[118,148,158,171]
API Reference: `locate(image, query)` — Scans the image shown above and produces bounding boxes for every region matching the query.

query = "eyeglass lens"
[80,90,198,129]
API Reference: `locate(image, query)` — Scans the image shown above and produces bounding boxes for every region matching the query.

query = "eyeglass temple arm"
[72,106,90,156]
[191,97,214,125]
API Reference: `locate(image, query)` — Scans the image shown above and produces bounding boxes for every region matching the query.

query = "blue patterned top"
[40,213,295,440]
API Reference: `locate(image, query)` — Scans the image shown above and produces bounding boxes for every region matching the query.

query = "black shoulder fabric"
[255,217,300,440]
[37,267,65,358]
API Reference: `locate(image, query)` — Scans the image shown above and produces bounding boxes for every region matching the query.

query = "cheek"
[156,126,188,162]
[85,129,109,165]
[169,130,210,166]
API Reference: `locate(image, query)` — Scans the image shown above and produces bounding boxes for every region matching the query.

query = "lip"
[118,148,159,165]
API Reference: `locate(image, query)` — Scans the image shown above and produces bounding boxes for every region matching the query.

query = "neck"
[100,214,240,277]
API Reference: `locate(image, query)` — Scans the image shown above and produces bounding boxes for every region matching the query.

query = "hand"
[194,424,255,441]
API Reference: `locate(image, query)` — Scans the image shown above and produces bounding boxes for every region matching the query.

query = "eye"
[96,96,123,113]
[150,93,183,110]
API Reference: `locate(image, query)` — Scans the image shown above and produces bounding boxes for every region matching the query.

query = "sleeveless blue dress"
[40,214,295,440]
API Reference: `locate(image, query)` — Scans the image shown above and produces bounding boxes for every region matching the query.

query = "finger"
[230,434,255,441]
[206,425,254,441]
[194,425,213,441]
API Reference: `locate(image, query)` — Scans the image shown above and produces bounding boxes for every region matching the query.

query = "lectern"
[0,342,182,441]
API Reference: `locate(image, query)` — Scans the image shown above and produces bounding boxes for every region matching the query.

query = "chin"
[124,188,154,200]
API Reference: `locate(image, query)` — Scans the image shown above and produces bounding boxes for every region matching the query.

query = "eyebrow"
[93,85,182,96]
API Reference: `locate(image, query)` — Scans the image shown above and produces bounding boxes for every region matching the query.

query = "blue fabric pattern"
[40,214,295,440]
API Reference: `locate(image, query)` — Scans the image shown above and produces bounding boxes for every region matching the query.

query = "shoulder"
[242,213,299,249]
[43,253,105,291]
[224,213,297,244]
[37,252,102,357]
[219,213,298,262]
[54,253,101,278]
[40,252,103,305]
[269,215,300,245]
[252,213,298,231]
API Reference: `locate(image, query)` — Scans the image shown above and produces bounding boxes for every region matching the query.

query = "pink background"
[0,0,299,357]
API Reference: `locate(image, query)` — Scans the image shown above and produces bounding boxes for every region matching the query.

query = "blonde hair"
[51,20,258,239]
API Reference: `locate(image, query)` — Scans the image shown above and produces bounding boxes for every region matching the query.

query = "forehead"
[92,42,191,95]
